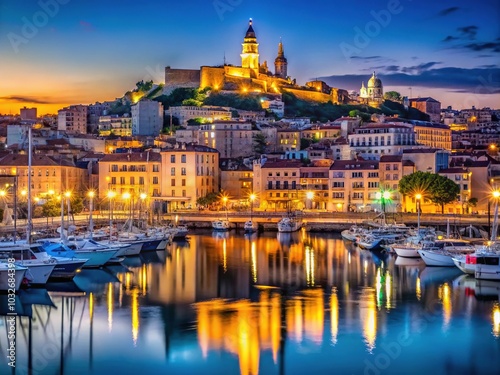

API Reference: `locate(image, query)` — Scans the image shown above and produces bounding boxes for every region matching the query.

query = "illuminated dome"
[367,71,382,88]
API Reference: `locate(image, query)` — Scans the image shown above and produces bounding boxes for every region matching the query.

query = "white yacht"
[0,263,27,291]
[418,239,476,267]
[244,220,258,233]
[212,219,230,231]
[277,214,302,233]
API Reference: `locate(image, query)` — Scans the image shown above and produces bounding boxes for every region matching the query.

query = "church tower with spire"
[240,19,259,75]
[274,39,288,79]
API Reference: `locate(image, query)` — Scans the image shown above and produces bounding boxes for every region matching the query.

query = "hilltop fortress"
[164,19,351,104]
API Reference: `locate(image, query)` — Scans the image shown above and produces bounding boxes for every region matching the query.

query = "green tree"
[253,133,267,156]
[300,138,313,150]
[196,192,219,208]
[399,171,460,213]
[42,197,61,218]
[384,91,402,101]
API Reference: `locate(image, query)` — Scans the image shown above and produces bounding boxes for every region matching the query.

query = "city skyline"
[1,0,499,115]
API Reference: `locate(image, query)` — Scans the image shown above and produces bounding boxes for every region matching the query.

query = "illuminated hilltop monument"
[164,19,349,104]
[359,71,384,107]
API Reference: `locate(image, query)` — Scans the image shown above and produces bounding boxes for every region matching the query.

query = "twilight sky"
[0,0,499,115]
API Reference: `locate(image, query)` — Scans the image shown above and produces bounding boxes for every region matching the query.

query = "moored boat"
[0,263,27,291]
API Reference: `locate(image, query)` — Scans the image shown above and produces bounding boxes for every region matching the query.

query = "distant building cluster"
[0,19,498,218]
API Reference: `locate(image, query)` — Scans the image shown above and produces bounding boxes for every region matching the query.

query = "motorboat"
[171,224,189,240]
[212,219,230,231]
[244,220,258,233]
[0,263,27,291]
[341,225,365,242]
[277,215,302,233]
[418,239,476,267]
[41,240,118,268]
[475,253,500,281]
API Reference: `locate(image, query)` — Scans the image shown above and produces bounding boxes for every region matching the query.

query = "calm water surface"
[1,230,499,375]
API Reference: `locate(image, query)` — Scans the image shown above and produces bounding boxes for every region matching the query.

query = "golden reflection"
[492,304,500,337]
[375,268,382,308]
[125,272,131,291]
[131,288,140,346]
[107,282,113,332]
[360,288,377,352]
[251,241,257,283]
[348,252,351,264]
[305,245,315,286]
[416,277,421,300]
[270,293,280,364]
[438,283,452,330]
[287,298,303,342]
[89,292,94,320]
[223,238,227,272]
[363,260,368,274]
[330,288,338,345]
[141,264,147,295]
[385,271,392,309]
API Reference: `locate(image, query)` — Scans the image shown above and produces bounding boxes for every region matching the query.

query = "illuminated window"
[181,168,186,176]
[171,167,175,176]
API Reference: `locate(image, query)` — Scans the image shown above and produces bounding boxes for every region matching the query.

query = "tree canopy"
[398,171,460,213]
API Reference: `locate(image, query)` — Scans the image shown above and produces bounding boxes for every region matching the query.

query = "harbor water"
[1,230,499,375]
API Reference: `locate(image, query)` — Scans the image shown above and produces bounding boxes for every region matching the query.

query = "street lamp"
[107,190,116,242]
[375,191,391,215]
[306,191,314,210]
[88,191,95,238]
[122,192,132,222]
[415,193,422,232]
[222,196,228,221]
[139,192,147,228]
[491,190,500,242]
[249,193,256,221]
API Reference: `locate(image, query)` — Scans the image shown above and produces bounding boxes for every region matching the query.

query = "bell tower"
[274,39,288,79]
[240,19,259,74]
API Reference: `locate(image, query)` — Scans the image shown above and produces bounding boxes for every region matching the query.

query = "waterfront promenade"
[0,209,492,234]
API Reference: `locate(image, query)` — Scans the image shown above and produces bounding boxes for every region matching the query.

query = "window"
[130,177,135,185]
[182,179,186,186]
[46,170,49,176]
[284,181,289,189]
[111,177,116,184]
[353,192,363,199]
[386,174,391,180]
[332,192,344,198]
[171,155,176,163]
[276,181,281,189]
[292,172,296,176]
[268,181,272,189]
[171,179,175,186]
[153,177,159,184]
[153,165,159,172]
[182,190,186,197]
[393,174,398,180]
[292,181,296,189]
[111,165,118,172]
[120,177,125,185]
[352,172,363,178]
[171,167,175,176]
[463,184,468,191]
[268,172,272,176]
[181,155,186,163]
[171,190,175,197]
[139,177,144,185]
[181,168,186,176]
[385,165,391,170]
[332,182,344,188]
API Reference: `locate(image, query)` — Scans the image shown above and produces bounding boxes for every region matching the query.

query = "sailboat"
[277,201,302,233]
[212,201,230,231]
[244,197,258,233]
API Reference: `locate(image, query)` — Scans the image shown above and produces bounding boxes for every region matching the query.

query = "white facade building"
[131,99,164,136]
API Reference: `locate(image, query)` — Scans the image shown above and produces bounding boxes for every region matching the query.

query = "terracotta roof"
[330,160,379,170]
[99,151,162,163]
[0,153,59,166]
[380,155,402,162]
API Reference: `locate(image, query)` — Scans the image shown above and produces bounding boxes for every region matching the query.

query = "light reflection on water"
[0,231,499,375]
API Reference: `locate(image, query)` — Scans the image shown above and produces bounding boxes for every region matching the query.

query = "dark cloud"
[401,62,441,74]
[442,35,459,42]
[0,96,58,104]
[458,25,478,40]
[437,7,460,17]
[464,41,500,52]
[349,56,381,61]
[318,67,500,94]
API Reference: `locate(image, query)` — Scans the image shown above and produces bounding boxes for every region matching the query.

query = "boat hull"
[418,249,455,267]
[394,246,421,258]
[49,258,88,280]
[19,262,56,285]
[0,265,27,291]
[74,250,118,268]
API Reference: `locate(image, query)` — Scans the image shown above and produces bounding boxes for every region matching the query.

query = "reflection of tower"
[274,39,287,79]
[241,19,260,75]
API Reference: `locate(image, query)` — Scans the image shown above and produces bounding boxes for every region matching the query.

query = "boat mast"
[26,126,33,245]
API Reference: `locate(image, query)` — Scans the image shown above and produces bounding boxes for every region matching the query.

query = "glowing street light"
[376,190,391,217]
[306,191,314,210]
[415,193,422,232]
[88,191,95,238]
